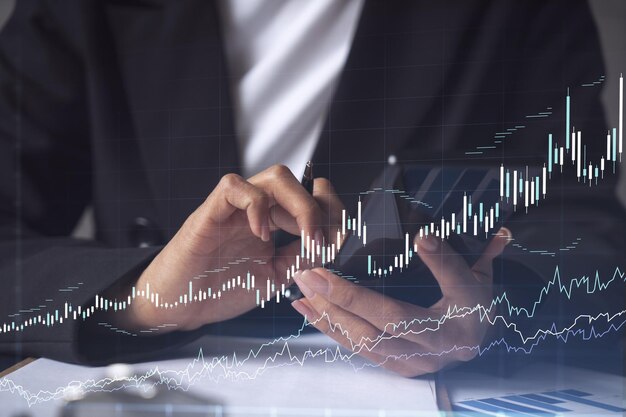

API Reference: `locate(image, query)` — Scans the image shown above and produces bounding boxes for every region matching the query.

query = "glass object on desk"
[61,367,225,417]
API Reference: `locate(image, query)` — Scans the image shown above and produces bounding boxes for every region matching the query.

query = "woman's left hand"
[291,228,511,377]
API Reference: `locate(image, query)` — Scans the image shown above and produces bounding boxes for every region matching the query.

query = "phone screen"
[327,163,512,307]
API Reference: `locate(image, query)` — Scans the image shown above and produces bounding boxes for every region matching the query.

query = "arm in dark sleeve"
[0,0,198,365]
[490,0,625,345]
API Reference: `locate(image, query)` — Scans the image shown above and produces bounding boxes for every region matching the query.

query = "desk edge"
[0,357,36,378]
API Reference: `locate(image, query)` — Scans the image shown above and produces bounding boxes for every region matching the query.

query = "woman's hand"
[291,228,511,377]
[112,165,343,332]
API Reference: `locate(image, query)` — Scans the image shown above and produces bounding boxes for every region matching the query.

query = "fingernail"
[291,299,318,321]
[498,227,513,245]
[294,270,329,297]
[417,236,440,252]
[261,219,270,242]
[292,270,303,285]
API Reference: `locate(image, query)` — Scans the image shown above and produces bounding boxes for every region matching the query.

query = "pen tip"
[304,161,313,178]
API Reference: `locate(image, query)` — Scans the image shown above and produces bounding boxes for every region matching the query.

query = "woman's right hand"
[111,164,344,332]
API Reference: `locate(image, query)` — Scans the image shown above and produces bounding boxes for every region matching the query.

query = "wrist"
[95,271,166,333]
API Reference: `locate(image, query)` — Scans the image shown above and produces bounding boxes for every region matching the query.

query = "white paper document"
[0,333,438,416]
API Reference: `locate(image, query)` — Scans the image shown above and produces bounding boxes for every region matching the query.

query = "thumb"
[472,227,512,277]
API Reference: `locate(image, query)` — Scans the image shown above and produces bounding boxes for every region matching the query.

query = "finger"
[200,173,272,241]
[269,179,345,244]
[312,178,344,242]
[312,178,343,216]
[249,165,323,240]
[299,268,458,350]
[291,297,422,363]
[268,205,300,235]
[294,268,432,336]
[472,227,512,279]
[293,297,450,377]
[414,235,476,298]
[292,298,392,367]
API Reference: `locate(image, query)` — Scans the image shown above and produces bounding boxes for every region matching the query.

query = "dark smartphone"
[327,163,513,307]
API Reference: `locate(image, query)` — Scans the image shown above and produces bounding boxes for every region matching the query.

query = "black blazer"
[0,0,623,364]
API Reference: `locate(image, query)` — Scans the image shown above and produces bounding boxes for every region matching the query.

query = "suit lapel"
[312,0,449,211]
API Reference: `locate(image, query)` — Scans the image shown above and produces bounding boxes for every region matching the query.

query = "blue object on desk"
[542,391,626,413]
[455,389,626,415]
[502,395,571,412]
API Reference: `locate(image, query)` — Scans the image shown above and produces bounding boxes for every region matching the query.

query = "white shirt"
[219,0,364,180]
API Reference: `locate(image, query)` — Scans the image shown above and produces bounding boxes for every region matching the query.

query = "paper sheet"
[0,334,438,416]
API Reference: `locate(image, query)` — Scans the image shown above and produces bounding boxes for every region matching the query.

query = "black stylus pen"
[273,161,314,301]
[301,160,314,195]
